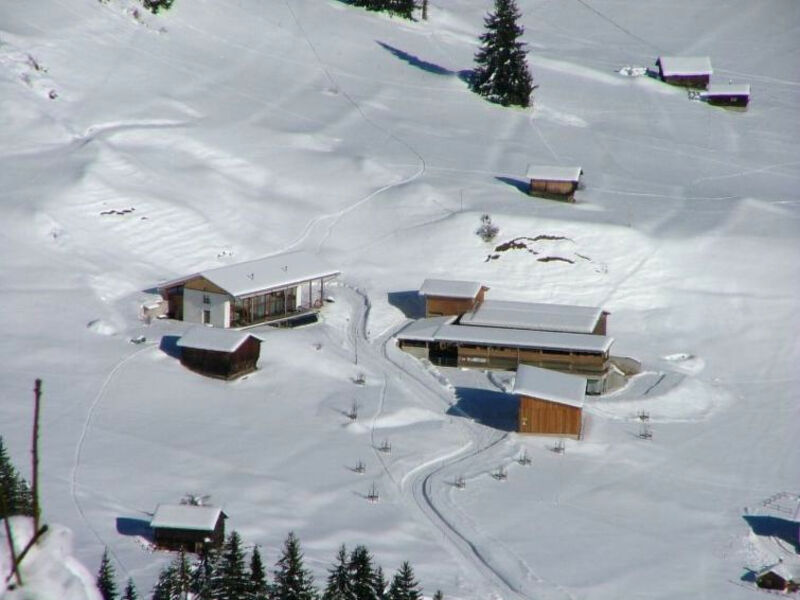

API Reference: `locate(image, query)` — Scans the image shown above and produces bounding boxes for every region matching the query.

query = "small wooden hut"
[150,504,226,553]
[513,364,586,438]
[756,562,800,592]
[177,327,261,380]
[655,56,712,88]
[700,83,750,108]
[418,279,488,317]
[525,166,583,202]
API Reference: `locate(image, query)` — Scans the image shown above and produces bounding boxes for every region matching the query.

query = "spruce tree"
[96,548,117,600]
[191,545,217,599]
[470,0,536,107]
[214,530,249,600]
[121,578,139,600]
[322,545,351,600]
[142,0,174,14]
[250,545,270,600]
[349,546,378,600]
[373,566,387,600]
[0,436,34,517]
[387,562,421,600]
[151,561,177,600]
[386,0,414,19]
[272,531,317,600]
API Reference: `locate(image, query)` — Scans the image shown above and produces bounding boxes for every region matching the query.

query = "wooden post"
[421,0,428,20]
[31,379,41,535]
[1,494,23,587]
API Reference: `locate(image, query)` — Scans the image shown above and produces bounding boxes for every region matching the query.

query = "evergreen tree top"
[95,548,117,600]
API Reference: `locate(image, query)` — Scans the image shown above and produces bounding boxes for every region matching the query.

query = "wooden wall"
[661,74,710,89]
[153,515,225,553]
[426,294,479,317]
[518,395,582,437]
[181,337,261,380]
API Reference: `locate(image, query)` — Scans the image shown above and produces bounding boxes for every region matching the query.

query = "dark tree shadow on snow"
[387,290,425,319]
[377,41,473,83]
[116,517,154,541]
[447,387,518,432]
[495,176,530,195]
[159,335,182,359]
[743,515,800,553]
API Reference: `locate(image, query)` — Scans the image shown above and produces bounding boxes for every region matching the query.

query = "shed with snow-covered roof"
[700,83,750,108]
[176,327,261,379]
[418,278,488,317]
[459,299,608,335]
[513,364,585,437]
[525,166,583,202]
[655,56,712,88]
[157,250,340,328]
[150,504,227,552]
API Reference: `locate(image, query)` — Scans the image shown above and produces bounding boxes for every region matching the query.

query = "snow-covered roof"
[526,166,583,182]
[460,299,604,334]
[701,83,751,97]
[176,327,259,353]
[419,278,485,299]
[150,504,224,531]
[759,561,800,583]
[512,364,586,408]
[396,318,614,353]
[656,56,713,76]
[159,251,340,298]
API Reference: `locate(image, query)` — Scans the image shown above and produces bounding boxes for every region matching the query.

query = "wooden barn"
[157,250,340,328]
[513,364,585,438]
[700,83,750,108]
[525,166,583,201]
[177,327,261,380]
[655,56,712,88]
[418,279,488,317]
[756,562,800,592]
[150,504,226,553]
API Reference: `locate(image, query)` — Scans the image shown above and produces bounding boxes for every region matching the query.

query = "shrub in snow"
[142,0,174,15]
[476,214,499,242]
[470,0,537,107]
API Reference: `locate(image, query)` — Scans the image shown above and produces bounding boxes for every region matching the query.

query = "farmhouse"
[655,56,712,88]
[158,251,340,328]
[756,562,800,592]
[513,364,585,437]
[700,83,750,108]
[525,166,583,201]
[419,278,488,317]
[395,315,615,394]
[177,327,261,380]
[150,504,226,553]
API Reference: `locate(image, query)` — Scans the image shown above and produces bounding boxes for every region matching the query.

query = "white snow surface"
[176,326,257,353]
[524,166,583,182]
[150,504,223,531]
[0,518,102,600]
[1,0,799,598]
[512,365,586,408]
[656,56,714,76]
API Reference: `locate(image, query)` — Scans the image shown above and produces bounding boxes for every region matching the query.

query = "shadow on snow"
[447,387,518,432]
[376,41,473,83]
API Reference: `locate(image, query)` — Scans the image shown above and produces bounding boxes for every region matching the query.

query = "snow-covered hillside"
[1,0,798,597]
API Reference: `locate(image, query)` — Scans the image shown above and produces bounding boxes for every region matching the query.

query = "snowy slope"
[1,0,799,597]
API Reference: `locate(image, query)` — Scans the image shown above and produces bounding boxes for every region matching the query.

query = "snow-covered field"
[1,0,799,597]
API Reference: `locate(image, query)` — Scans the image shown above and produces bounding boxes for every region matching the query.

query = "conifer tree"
[470,0,536,107]
[96,548,118,600]
[151,561,177,600]
[349,545,378,600]
[191,545,217,599]
[272,531,317,600]
[322,545,351,600]
[0,436,34,517]
[432,590,443,600]
[213,530,249,600]
[250,545,270,600]
[373,566,387,600]
[142,0,174,14]
[387,562,421,600]
[121,578,139,600]
[386,0,414,19]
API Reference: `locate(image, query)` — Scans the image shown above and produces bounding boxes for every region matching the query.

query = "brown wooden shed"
[513,364,586,438]
[655,56,712,88]
[176,327,261,380]
[418,279,488,317]
[525,166,583,202]
[700,83,750,108]
[150,504,227,553]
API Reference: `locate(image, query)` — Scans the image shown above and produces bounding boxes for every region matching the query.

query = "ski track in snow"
[335,284,574,600]
[69,343,156,577]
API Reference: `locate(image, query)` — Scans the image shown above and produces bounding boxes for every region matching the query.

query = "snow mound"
[617,65,648,77]
[661,352,705,374]
[0,517,102,600]
[86,319,116,336]
[372,407,445,429]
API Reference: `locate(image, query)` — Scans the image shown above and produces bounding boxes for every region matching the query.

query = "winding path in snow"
[337,284,575,600]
